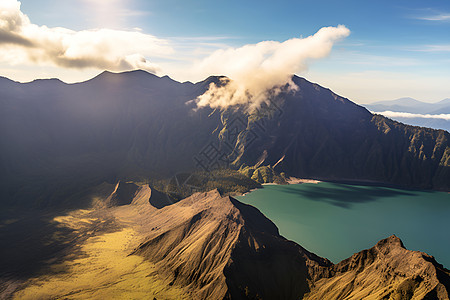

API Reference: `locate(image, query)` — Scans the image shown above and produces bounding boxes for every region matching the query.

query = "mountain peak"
[370,97,425,106]
[102,181,140,207]
[24,78,66,86]
[375,234,405,250]
[197,75,228,85]
[88,69,159,83]
[0,76,19,84]
[437,98,450,105]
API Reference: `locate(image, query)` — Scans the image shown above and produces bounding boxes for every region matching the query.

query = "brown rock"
[305,235,450,300]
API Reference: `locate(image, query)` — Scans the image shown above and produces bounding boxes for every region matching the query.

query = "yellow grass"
[14,211,189,300]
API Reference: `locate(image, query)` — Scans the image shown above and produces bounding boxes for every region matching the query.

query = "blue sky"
[1,0,450,103]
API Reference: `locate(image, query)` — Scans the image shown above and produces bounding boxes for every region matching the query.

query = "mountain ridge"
[366,97,450,114]
[1,70,449,208]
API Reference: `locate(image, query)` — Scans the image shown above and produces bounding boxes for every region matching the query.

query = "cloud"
[416,13,450,21]
[375,111,450,121]
[192,25,350,112]
[0,0,172,73]
[411,45,450,52]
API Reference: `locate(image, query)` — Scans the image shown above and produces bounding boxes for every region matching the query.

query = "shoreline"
[287,177,321,185]
[240,177,322,196]
[240,176,449,196]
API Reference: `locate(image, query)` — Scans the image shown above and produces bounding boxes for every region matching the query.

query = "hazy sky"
[1,0,450,104]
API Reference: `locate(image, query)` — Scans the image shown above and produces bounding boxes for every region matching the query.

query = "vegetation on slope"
[146,164,287,204]
[149,169,262,202]
[369,115,450,189]
[239,165,287,184]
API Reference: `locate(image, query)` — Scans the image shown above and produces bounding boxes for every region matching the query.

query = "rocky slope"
[305,235,450,299]
[132,189,331,299]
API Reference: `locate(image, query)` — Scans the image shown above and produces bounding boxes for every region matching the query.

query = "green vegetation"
[239,165,287,184]
[148,165,287,203]
[149,169,262,202]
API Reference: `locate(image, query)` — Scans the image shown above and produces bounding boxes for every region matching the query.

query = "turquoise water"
[236,182,450,268]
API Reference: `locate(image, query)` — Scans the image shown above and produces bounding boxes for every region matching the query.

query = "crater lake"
[237,182,450,268]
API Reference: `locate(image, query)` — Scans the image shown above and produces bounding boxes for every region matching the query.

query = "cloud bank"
[0,0,172,73]
[375,111,450,121]
[193,25,350,112]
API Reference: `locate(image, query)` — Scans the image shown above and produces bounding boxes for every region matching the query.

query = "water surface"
[237,182,450,267]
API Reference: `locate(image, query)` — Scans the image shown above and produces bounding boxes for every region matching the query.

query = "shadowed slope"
[102,181,140,207]
[239,76,450,191]
[1,71,449,208]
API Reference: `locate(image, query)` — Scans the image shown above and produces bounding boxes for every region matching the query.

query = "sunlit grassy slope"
[13,209,189,299]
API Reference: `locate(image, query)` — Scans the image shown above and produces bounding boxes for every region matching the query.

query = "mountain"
[304,235,450,299]
[234,79,450,190]
[0,70,220,207]
[1,71,449,208]
[5,188,448,299]
[430,102,450,115]
[365,97,450,114]
[364,98,450,132]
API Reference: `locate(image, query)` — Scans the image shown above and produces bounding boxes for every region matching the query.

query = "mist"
[375,111,450,121]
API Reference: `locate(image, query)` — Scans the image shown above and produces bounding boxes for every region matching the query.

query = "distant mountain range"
[364,97,450,132]
[365,97,450,114]
[0,71,449,207]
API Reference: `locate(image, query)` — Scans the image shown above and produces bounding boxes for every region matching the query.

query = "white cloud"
[416,13,450,21]
[412,45,450,52]
[0,0,172,73]
[192,25,350,112]
[374,111,450,121]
